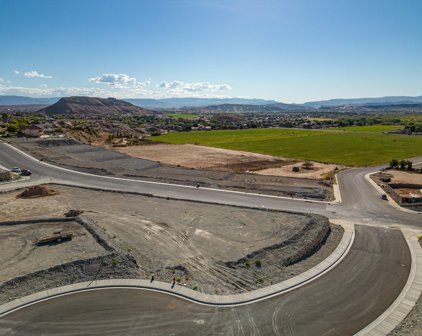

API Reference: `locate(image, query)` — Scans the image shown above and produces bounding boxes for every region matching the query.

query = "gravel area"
[0,220,106,283]
[0,185,342,295]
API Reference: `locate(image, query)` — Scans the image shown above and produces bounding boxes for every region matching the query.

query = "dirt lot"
[9,138,333,200]
[387,170,422,184]
[255,161,341,179]
[116,143,340,179]
[116,143,286,170]
[0,220,106,283]
[0,185,342,294]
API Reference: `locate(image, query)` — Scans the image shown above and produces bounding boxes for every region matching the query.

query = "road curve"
[0,142,421,228]
[0,141,420,335]
[0,225,411,336]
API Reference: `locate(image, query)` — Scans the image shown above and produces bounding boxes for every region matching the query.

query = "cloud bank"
[156,80,231,92]
[1,71,232,98]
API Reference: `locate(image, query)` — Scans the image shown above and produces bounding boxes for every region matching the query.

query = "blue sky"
[1,0,421,102]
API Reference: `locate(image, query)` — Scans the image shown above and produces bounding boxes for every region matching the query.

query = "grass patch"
[152,128,422,166]
[329,125,404,132]
[164,113,203,119]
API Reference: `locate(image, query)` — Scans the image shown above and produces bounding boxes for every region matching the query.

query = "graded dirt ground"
[10,138,332,200]
[116,143,340,179]
[0,185,342,294]
[387,170,422,184]
[116,143,285,170]
[0,221,106,283]
[255,161,342,179]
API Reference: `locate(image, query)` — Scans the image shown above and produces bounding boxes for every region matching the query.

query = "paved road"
[0,142,420,335]
[0,142,420,228]
[0,226,411,336]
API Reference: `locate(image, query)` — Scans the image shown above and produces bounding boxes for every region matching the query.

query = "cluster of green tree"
[405,123,422,133]
[337,117,401,127]
[389,159,414,171]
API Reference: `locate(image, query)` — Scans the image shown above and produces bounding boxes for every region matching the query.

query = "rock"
[64,209,84,217]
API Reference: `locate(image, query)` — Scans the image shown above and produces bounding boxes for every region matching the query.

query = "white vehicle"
[11,167,21,174]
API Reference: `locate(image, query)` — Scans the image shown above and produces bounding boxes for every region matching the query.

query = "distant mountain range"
[125,97,280,108]
[0,95,59,105]
[38,97,155,115]
[1,94,422,110]
[0,96,279,108]
[304,96,422,108]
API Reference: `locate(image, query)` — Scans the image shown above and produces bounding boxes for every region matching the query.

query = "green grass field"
[164,113,203,119]
[329,125,404,132]
[153,128,422,166]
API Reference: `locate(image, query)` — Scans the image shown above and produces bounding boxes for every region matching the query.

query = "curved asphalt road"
[0,142,420,335]
[0,226,411,336]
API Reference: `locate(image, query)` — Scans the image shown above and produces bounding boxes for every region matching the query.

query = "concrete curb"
[331,173,342,204]
[355,231,422,336]
[0,224,354,315]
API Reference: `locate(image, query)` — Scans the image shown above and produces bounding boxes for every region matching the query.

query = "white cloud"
[0,75,231,99]
[23,70,53,79]
[88,73,151,90]
[14,70,20,74]
[156,80,232,92]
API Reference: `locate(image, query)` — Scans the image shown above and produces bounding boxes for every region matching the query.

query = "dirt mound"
[64,209,84,217]
[18,185,58,199]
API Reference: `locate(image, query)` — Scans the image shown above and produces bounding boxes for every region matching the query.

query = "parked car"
[11,167,21,174]
[21,169,32,176]
[381,194,388,200]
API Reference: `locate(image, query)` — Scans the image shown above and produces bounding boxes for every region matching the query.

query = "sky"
[1,0,422,103]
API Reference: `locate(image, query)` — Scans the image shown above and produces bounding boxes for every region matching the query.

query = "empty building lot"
[0,185,342,294]
[0,220,107,283]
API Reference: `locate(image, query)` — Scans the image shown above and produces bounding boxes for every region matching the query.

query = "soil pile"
[18,185,58,198]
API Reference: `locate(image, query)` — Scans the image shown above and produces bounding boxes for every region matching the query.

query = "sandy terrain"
[255,162,341,179]
[0,185,341,294]
[388,170,422,184]
[116,143,339,179]
[0,221,106,283]
[116,143,287,170]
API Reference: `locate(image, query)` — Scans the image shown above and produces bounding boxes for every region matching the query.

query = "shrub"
[255,259,262,268]
[302,161,314,170]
